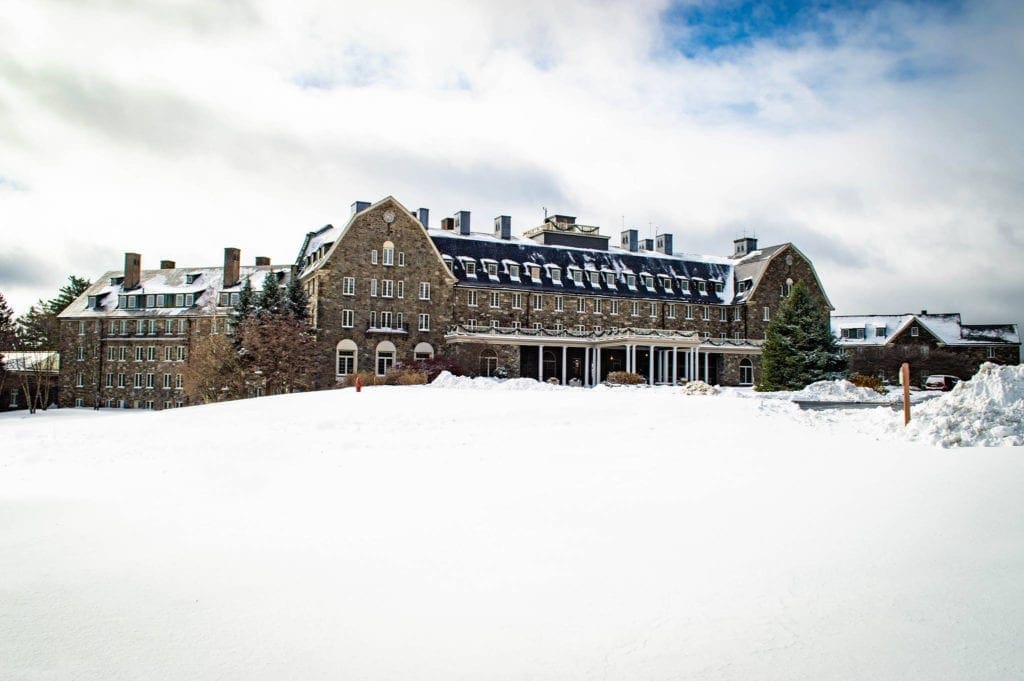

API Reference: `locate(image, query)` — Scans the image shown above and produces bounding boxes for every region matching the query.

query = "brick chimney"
[255,256,270,266]
[441,217,455,231]
[124,252,141,290]
[159,259,175,270]
[223,247,241,287]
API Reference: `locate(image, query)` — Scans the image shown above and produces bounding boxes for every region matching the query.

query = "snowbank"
[791,379,890,402]
[430,370,565,391]
[905,363,1024,447]
[680,380,720,396]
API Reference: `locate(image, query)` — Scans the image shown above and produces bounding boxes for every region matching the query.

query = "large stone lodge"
[58,196,834,408]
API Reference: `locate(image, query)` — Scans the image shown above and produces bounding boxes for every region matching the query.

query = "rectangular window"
[109,320,117,335]
[175,294,184,307]
[76,372,84,387]
[135,346,144,362]
[148,319,157,335]
[719,307,728,322]
[175,374,183,389]
[642,275,654,289]
[108,346,117,361]
[685,305,693,320]
[396,312,403,329]
[631,301,639,317]
[576,297,586,313]
[444,258,454,273]
[165,346,173,361]
[380,311,393,329]
[106,373,114,388]
[508,264,520,280]
[185,293,194,306]
[626,275,636,290]
[343,277,355,296]
[549,267,561,284]
[486,262,498,277]
[419,282,430,300]
[369,311,377,328]
[490,291,500,308]
[146,373,154,388]
[178,319,188,335]
[75,398,84,408]
[147,346,156,360]
[572,270,583,285]
[735,331,743,340]
[533,322,542,330]
[397,280,406,299]
[78,320,85,335]
[512,293,523,309]
[370,279,378,297]
[383,248,394,266]
[371,249,378,265]
[529,265,541,281]
[468,290,478,306]
[594,325,602,333]
[589,271,600,286]
[702,306,710,321]
[120,320,128,336]
[163,373,172,388]
[230,292,240,306]
[128,296,138,309]
[134,373,143,388]
[576,324,586,334]
[610,300,620,315]
[554,296,564,312]
[464,261,477,277]
[875,327,886,337]
[667,304,676,319]
[418,314,430,331]
[532,294,543,311]
[336,350,355,375]
[466,319,477,329]
[605,272,616,287]
[118,295,126,309]
[177,346,186,361]
[910,326,919,337]
[593,298,602,314]
[398,252,406,267]
[119,346,128,361]
[715,282,724,294]
[733,307,742,322]
[212,319,220,334]
[763,307,771,322]
[649,303,657,318]
[118,373,126,388]
[145,294,154,308]
[342,309,354,328]
[376,351,394,376]
[381,280,394,298]
[698,281,707,293]
[76,346,84,361]
[135,320,145,336]
[987,347,995,358]
[490,319,499,328]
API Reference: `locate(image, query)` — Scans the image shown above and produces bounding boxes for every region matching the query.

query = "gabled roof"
[430,229,735,303]
[832,313,1020,346]
[58,264,290,319]
[733,243,834,309]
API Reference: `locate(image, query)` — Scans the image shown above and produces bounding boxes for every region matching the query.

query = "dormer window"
[443,256,454,273]
[186,273,200,284]
[382,241,395,266]
[88,296,97,309]
[110,276,124,287]
[571,269,584,286]
[841,327,866,340]
[910,326,919,337]
[875,327,886,337]
[486,262,498,277]
[715,282,724,294]
[697,281,707,293]
[626,275,637,290]
[604,272,616,287]
[508,264,520,280]
[145,294,155,308]
[641,274,654,289]
[678,278,690,293]
[464,261,477,277]
[589,271,600,286]
[659,276,672,291]
[185,293,194,306]
[548,266,562,284]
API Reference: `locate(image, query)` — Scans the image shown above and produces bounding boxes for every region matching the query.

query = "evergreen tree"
[258,272,284,317]
[50,276,91,315]
[285,273,309,322]
[233,278,256,320]
[0,292,17,349]
[756,281,846,391]
[14,276,90,350]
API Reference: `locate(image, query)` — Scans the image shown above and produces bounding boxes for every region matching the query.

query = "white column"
[626,345,632,373]
[672,348,678,385]
[648,344,655,385]
[596,348,602,384]
[704,351,710,384]
[538,345,543,381]
[583,346,590,387]
[561,346,567,385]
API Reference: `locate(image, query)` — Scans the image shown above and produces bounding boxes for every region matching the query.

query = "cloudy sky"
[2,0,1022,332]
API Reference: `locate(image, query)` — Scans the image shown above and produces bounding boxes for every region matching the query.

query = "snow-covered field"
[2,371,1023,680]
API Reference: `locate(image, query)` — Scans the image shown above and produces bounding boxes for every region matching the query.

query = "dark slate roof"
[429,230,735,304]
[961,324,1020,344]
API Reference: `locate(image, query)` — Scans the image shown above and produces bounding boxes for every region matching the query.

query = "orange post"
[355,375,363,393]
[901,362,911,425]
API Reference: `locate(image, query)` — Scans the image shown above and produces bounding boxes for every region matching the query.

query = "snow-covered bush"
[605,371,644,385]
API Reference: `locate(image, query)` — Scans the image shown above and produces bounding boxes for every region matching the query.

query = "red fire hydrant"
[355,375,363,393]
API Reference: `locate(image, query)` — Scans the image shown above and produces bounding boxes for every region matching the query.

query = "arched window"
[739,358,753,386]
[413,342,434,361]
[382,240,395,266]
[336,339,357,376]
[375,340,396,376]
[542,350,557,381]
[479,349,498,377]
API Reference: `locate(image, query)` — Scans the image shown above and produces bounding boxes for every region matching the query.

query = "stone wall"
[743,245,831,340]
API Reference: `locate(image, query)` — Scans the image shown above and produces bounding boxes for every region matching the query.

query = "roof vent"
[920,310,928,316]
[255,256,271,266]
[351,201,371,216]
[454,210,471,235]
[159,260,176,270]
[640,238,654,251]
[620,229,638,253]
[494,215,512,240]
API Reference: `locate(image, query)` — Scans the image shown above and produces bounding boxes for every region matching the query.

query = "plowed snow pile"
[792,379,890,402]
[905,363,1024,447]
[430,370,565,391]
[680,380,720,395]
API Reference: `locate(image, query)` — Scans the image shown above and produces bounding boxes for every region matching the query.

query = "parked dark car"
[924,375,960,391]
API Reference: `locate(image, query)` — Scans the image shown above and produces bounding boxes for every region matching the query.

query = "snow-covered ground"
[2,371,1022,680]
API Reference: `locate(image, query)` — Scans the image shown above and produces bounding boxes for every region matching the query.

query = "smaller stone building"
[832,312,1020,385]
[1,351,60,411]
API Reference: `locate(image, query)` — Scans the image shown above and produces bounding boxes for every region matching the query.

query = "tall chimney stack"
[124,252,141,290]
[255,256,270,267]
[494,215,512,240]
[620,229,638,253]
[655,234,673,256]
[417,207,430,228]
[455,210,471,235]
[159,259,176,270]
[351,200,371,216]
[223,247,241,287]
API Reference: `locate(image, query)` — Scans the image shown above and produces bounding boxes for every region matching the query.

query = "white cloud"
[1,0,1022,335]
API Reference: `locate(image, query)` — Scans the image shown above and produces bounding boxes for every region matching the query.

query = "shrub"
[605,371,645,385]
[339,370,383,388]
[383,367,428,385]
[395,357,466,382]
[849,374,887,394]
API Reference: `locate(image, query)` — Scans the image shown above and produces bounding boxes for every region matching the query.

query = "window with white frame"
[576,324,586,334]
[529,265,541,280]
[418,314,430,331]
[576,297,586,313]
[76,346,84,361]
[464,261,477,277]
[164,346,173,361]
[443,257,454,273]
[396,312,403,329]
[549,266,562,284]
[177,346,186,361]
[715,282,724,293]
[572,269,584,286]
[343,277,356,296]
[336,340,356,375]
[490,291,500,308]
[117,373,126,387]
[342,309,354,328]
[78,320,85,335]
[610,300,620,315]
[733,307,742,322]
[108,346,117,361]
[532,294,543,310]
[185,293,194,306]
[508,264,520,280]
[763,307,771,322]
[134,373,143,388]
[841,327,866,340]
[987,347,995,358]
[413,342,433,360]
[702,306,710,321]
[697,281,706,293]
[554,296,564,312]
[375,343,395,376]
[910,326,919,337]
[419,282,430,300]
[605,272,616,287]
[163,373,172,389]
[626,275,636,290]
[119,346,128,361]
[642,274,654,289]
[594,324,602,333]
[734,331,742,340]
[147,346,156,361]
[486,262,498,277]
[146,373,154,388]
[399,252,406,266]
[175,294,184,307]
[593,298,602,314]
[76,372,84,387]
[106,373,113,387]
[468,290,478,306]
[175,374,183,389]
[649,303,657,317]
[135,346,144,362]
[370,279,378,297]
[685,305,693,319]
[382,242,394,266]
[875,327,887,337]
[512,293,523,309]
[533,322,542,330]
[466,318,477,329]
[371,249,378,265]
[381,280,394,298]
[719,307,728,322]
[178,319,188,334]
[490,319,499,328]
[631,301,639,317]
[397,281,404,298]
[589,271,600,286]
[739,359,753,385]
[667,304,676,319]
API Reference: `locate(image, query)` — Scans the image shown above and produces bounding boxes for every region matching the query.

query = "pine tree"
[233,278,256,320]
[757,281,845,391]
[258,272,284,317]
[49,276,91,315]
[285,272,309,322]
[0,292,17,349]
[14,276,90,350]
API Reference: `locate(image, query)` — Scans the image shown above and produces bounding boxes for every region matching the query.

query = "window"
[490,291,500,308]
[117,373,126,388]
[136,320,145,336]
[511,321,521,330]
[605,272,616,287]
[512,293,523,309]
[230,292,240,305]
[649,303,657,318]
[371,249,378,265]
[108,346,117,361]
[642,274,654,289]
[575,324,586,334]
[336,340,357,375]
[88,296,97,309]
[370,279,378,297]
[660,276,672,291]
[163,373,172,389]
[382,243,394,266]
[147,346,156,361]
[465,261,477,277]
[165,346,173,361]
[175,374,183,389]
[109,320,117,335]
[593,325,602,333]
[987,347,996,358]
[610,300,620,315]
[702,306,710,321]
[146,373,154,389]
[381,280,394,298]
[120,320,128,336]
[667,304,676,319]
[841,328,866,340]
[910,326,919,337]
[554,296,564,312]
[761,307,771,322]
[76,346,84,361]
[490,319,499,328]
[685,305,693,320]
[418,314,430,331]
[128,296,138,309]
[593,299,602,314]
[466,319,477,329]
[444,257,454,273]
[631,301,639,317]
[486,262,498,277]
[468,290,478,306]
[697,281,707,293]
[720,332,727,339]
[576,297,586,313]
[369,311,377,328]
[175,294,184,307]
[134,373,143,388]
[533,322,543,330]
[529,265,541,280]
[380,311,393,329]
[343,277,355,296]
[479,349,499,377]
[734,331,743,340]
[342,309,354,328]
[549,266,562,284]
[177,346,186,361]
[739,359,754,385]
[626,275,636,290]
[106,373,114,388]
[398,252,406,267]
[589,271,600,286]
[135,346,144,362]
[78,320,85,335]
[875,327,887,338]
[185,293,194,306]
[782,279,793,297]
[74,398,84,408]
[532,294,543,311]
[76,372,84,387]
[375,341,396,376]
[212,319,220,335]
[178,319,188,335]
[419,282,430,300]
[572,269,584,285]
[414,342,434,360]
[719,307,728,322]
[119,346,128,361]
[715,282,724,293]
[396,312,403,329]
[733,307,742,322]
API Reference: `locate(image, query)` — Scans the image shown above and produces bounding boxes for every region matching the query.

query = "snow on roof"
[832,313,1021,346]
[1,351,60,372]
